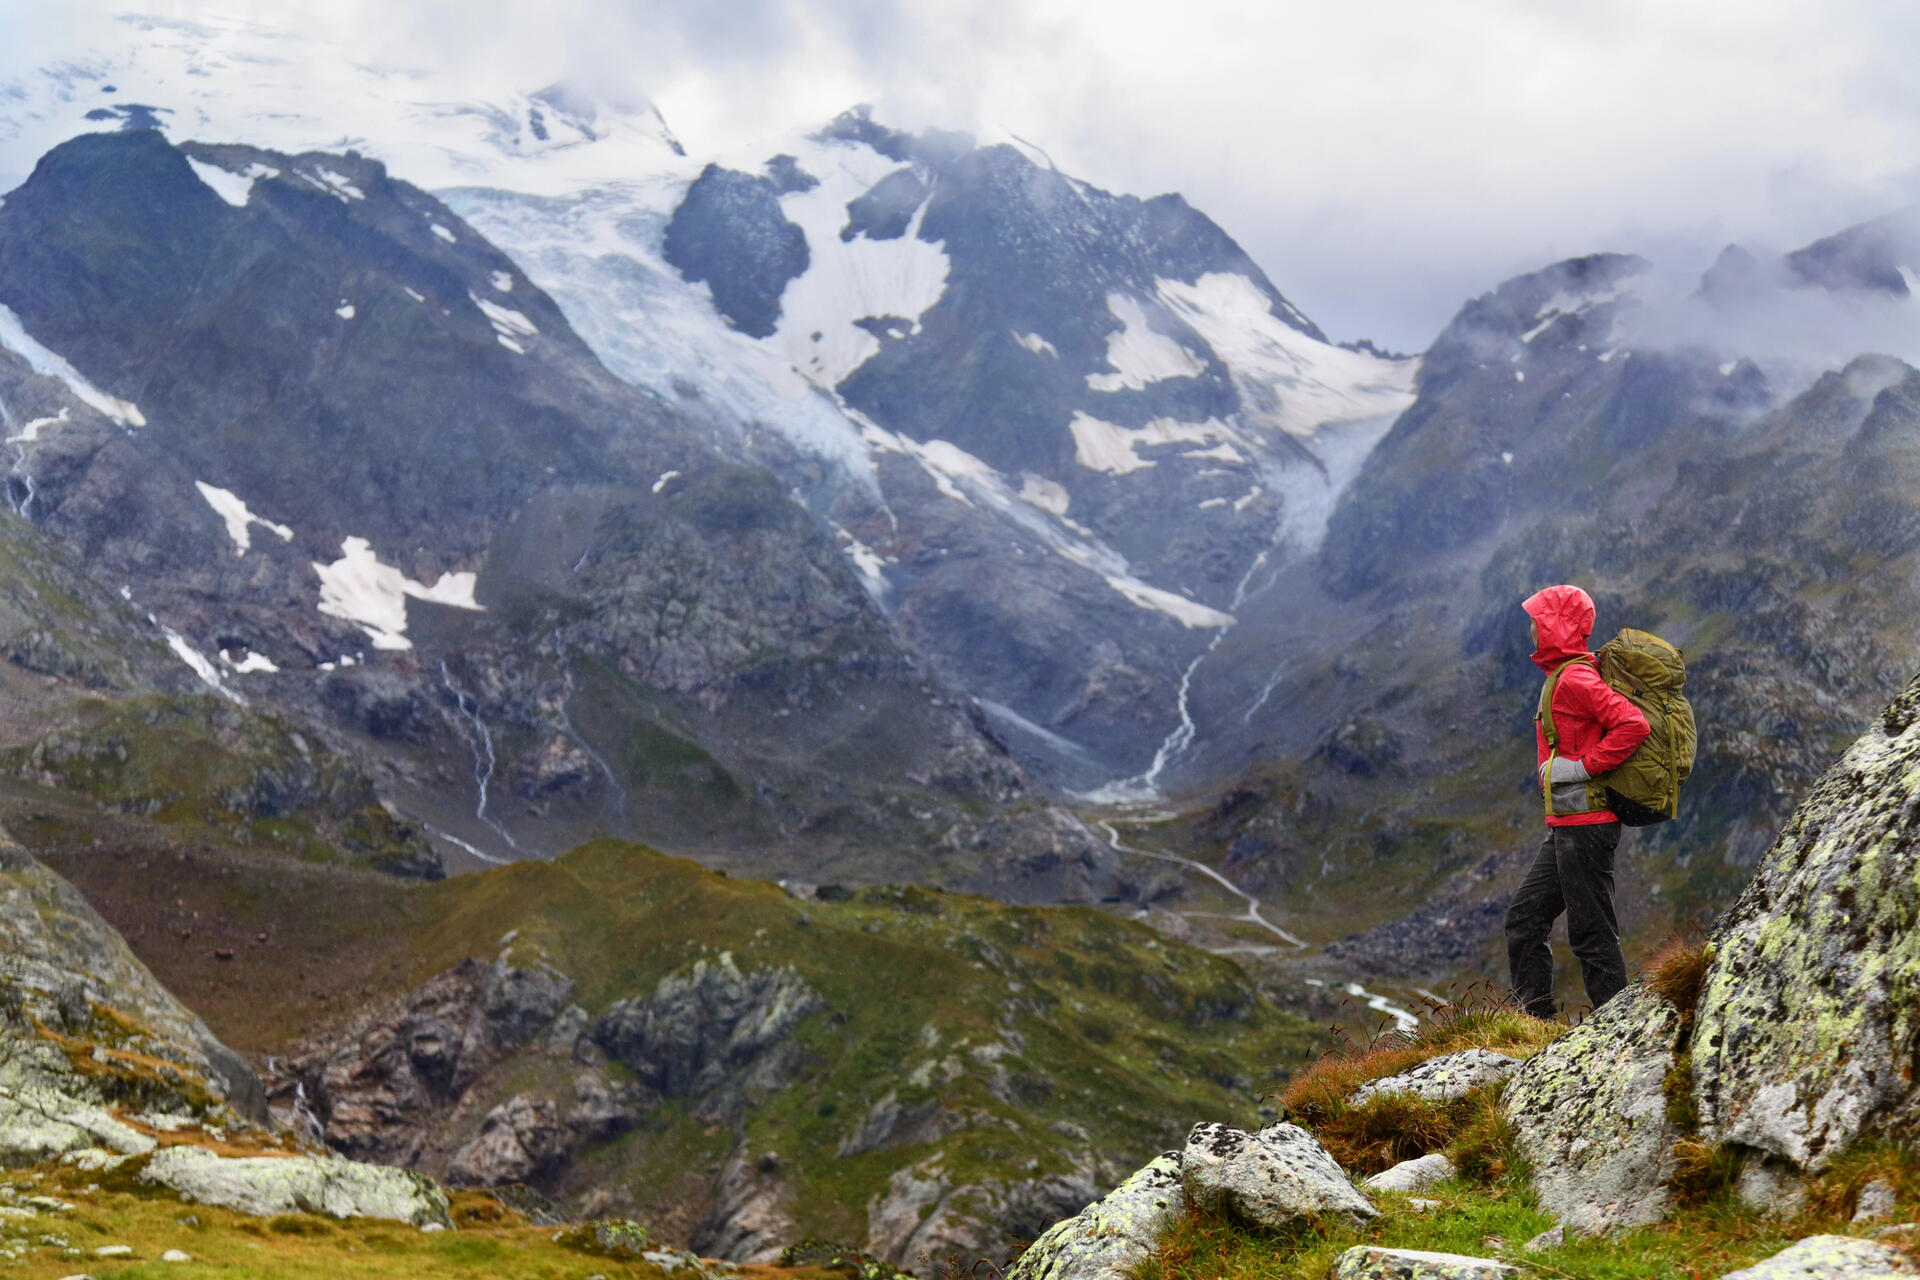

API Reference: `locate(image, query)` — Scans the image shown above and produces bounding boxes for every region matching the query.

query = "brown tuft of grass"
[1804,1142,1920,1222]
[1667,1138,1745,1207]
[1643,935,1712,1019]
[449,1188,528,1228]
[1278,984,1561,1176]
[1444,1089,1523,1187]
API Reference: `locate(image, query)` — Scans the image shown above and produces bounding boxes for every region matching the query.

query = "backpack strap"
[1536,656,1595,750]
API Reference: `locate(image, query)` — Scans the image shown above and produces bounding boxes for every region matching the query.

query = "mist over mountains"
[0,7,1918,1264]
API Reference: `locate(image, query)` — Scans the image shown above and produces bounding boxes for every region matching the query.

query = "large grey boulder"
[1350,1050,1520,1106]
[1691,675,1920,1177]
[1181,1122,1375,1229]
[1331,1246,1521,1278]
[139,1146,451,1227]
[1003,1152,1181,1280]
[1500,983,1682,1235]
[1713,1234,1918,1278]
[0,1087,158,1166]
[1364,1153,1456,1194]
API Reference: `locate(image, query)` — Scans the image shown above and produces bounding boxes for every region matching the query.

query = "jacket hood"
[1523,585,1595,672]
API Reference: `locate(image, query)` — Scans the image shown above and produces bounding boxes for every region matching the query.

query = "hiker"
[1506,584,1650,1019]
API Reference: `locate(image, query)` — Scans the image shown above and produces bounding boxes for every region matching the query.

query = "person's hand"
[1540,756,1590,784]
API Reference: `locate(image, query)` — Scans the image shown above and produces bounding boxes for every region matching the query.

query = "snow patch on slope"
[1068,411,1244,475]
[186,155,275,207]
[1156,272,1416,438]
[312,537,483,650]
[161,626,244,704]
[1087,294,1205,391]
[1101,576,1233,628]
[195,481,293,555]
[6,406,67,443]
[770,139,949,388]
[0,304,146,427]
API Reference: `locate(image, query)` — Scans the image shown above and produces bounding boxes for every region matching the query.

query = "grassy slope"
[0,1166,848,1280]
[26,811,1320,1250]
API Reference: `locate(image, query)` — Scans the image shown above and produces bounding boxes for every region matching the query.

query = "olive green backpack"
[1538,628,1697,826]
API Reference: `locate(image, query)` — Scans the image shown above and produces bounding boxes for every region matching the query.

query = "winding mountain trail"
[1096,817,1418,1031]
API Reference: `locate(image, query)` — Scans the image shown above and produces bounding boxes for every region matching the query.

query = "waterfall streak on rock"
[439,662,520,851]
[560,671,629,824]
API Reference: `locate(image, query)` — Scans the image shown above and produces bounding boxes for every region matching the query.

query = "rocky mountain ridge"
[0,123,1132,900]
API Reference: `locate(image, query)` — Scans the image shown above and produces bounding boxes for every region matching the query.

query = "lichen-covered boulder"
[1331,1246,1521,1278]
[1181,1122,1374,1229]
[0,1086,158,1166]
[0,833,262,1121]
[1501,984,1682,1235]
[1350,1050,1520,1106]
[1003,1152,1181,1280]
[1691,674,1920,1176]
[139,1146,451,1227]
[1364,1153,1456,1194]
[1713,1234,1918,1278]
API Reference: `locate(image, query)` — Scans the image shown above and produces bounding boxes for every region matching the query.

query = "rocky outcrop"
[1330,1247,1520,1279]
[1502,671,1920,1233]
[1180,1122,1375,1230]
[272,945,577,1166]
[446,1093,568,1186]
[1500,984,1683,1234]
[0,830,261,1126]
[690,1148,795,1264]
[865,1152,1101,1269]
[1003,1153,1182,1280]
[1714,1235,1918,1279]
[1350,1050,1519,1106]
[1689,675,1920,1180]
[139,1146,450,1227]
[592,953,824,1112]
[0,826,468,1234]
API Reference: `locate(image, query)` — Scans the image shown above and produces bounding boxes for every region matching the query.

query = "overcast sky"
[15,0,1920,350]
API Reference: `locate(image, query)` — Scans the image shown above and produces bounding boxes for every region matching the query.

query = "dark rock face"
[592,954,825,1104]
[1318,252,1650,600]
[275,950,580,1167]
[664,164,809,338]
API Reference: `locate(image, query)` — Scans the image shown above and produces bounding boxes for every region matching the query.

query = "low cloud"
[14,0,1920,352]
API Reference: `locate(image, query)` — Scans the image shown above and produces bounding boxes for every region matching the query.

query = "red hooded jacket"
[1523,585,1650,827]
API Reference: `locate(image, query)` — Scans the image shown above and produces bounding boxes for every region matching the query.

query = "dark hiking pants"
[1505,821,1626,1019]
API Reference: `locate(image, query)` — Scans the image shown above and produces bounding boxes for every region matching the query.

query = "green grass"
[0,1166,858,1280]
[1130,1167,1919,1280]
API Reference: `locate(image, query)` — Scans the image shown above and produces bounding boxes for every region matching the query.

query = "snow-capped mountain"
[0,12,1416,796]
[448,110,1418,793]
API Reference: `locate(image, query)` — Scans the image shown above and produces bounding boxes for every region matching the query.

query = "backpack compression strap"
[1535,656,1595,750]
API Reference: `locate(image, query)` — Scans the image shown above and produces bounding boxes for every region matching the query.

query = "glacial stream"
[1096,818,1418,1032]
